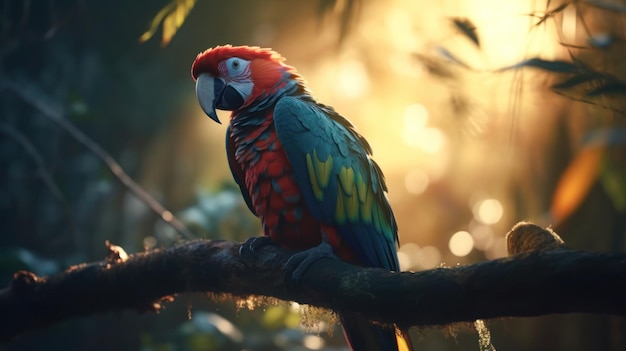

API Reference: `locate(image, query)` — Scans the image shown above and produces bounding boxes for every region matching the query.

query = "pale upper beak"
[195,73,224,124]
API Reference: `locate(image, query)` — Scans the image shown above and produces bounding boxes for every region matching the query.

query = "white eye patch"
[224,57,251,80]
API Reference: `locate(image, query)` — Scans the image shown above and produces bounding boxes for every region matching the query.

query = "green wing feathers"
[274,96,399,270]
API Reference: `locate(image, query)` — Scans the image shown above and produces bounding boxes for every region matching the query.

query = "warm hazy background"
[1,0,625,350]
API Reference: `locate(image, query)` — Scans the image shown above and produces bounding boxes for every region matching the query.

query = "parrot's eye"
[223,57,250,80]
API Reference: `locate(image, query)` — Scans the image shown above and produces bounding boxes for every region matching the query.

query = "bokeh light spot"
[336,60,370,99]
[404,169,429,195]
[418,127,446,154]
[206,312,243,343]
[470,224,495,251]
[485,237,508,260]
[162,210,173,222]
[398,242,421,270]
[303,335,325,350]
[402,102,446,154]
[143,236,157,250]
[415,245,441,269]
[289,302,300,312]
[397,251,410,271]
[449,231,474,257]
[404,104,429,126]
[402,104,428,146]
[473,198,503,224]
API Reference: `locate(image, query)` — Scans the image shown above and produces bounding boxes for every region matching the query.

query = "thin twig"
[0,79,196,239]
[0,122,64,201]
[0,121,80,243]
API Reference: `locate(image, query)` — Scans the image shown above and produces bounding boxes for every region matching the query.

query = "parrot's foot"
[239,236,275,259]
[284,241,336,284]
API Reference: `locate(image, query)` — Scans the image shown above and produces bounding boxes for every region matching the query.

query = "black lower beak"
[196,74,245,123]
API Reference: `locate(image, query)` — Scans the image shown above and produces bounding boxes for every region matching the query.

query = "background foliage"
[1,0,625,350]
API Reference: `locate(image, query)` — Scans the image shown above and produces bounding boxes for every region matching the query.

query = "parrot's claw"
[239,236,275,259]
[284,240,337,284]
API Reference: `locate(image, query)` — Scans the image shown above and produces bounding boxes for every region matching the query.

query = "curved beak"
[195,73,225,124]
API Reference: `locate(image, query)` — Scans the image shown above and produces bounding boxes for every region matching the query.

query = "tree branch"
[1,223,625,341]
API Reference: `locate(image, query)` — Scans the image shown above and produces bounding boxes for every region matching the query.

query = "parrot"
[191,45,410,351]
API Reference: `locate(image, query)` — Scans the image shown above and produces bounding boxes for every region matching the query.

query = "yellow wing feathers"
[305,149,381,227]
[305,149,332,201]
[338,166,360,222]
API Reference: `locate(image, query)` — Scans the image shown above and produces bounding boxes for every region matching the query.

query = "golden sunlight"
[402,104,429,144]
[561,5,577,43]
[336,59,370,99]
[402,104,447,154]
[190,0,564,260]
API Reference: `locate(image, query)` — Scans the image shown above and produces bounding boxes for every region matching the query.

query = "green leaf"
[139,0,196,47]
[532,2,570,26]
[585,80,626,97]
[601,155,626,212]
[139,2,176,43]
[550,146,604,223]
[452,17,480,47]
[551,72,601,90]
[497,58,577,73]
[585,0,626,14]
[583,128,626,147]
[436,46,474,70]
[412,53,456,79]
[316,0,360,45]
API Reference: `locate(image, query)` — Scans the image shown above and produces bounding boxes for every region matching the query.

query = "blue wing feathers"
[274,96,399,270]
